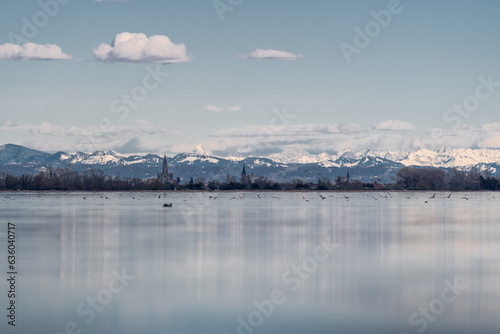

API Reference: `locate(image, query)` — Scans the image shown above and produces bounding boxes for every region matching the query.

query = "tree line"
[395,167,500,191]
[0,166,498,191]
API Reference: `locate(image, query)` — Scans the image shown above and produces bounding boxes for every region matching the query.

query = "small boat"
[163,203,173,207]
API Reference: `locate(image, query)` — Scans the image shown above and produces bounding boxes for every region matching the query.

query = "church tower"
[241,164,248,183]
[157,154,173,183]
[162,154,169,175]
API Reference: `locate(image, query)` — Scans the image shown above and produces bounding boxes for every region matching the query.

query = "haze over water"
[1,191,499,334]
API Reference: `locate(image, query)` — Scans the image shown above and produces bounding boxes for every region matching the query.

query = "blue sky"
[1,0,500,155]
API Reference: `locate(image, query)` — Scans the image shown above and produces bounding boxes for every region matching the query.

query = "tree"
[397,167,446,190]
[4,174,20,190]
[317,177,331,190]
[83,169,107,190]
[33,172,50,190]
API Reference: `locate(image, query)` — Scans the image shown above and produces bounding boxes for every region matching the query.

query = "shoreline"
[0,189,495,193]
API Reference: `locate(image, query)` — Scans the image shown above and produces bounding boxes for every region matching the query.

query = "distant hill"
[1,143,499,183]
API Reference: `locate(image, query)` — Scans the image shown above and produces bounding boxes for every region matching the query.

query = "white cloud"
[479,122,500,132]
[420,123,500,150]
[202,105,242,113]
[373,120,416,131]
[0,120,180,153]
[5,119,500,155]
[0,43,71,60]
[204,122,500,155]
[202,105,224,113]
[205,122,374,154]
[0,120,168,138]
[93,32,191,63]
[210,123,366,138]
[227,106,242,112]
[478,133,500,148]
[242,48,303,61]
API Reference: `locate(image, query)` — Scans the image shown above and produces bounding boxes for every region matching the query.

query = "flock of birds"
[1,192,498,205]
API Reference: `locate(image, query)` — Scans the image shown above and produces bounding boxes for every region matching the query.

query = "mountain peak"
[0,143,51,164]
[193,144,212,156]
[338,148,356,160]
[267,148,318,164]
[225,153,245,162]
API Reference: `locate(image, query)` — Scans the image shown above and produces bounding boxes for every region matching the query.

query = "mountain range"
[1,143,499,183]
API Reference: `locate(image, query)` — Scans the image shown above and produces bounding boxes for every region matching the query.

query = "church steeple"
[240,164,248,183]
[158,154,173,184]
[162,154,169,174]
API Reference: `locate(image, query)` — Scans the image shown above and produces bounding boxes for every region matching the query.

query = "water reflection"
[0,191,499,333]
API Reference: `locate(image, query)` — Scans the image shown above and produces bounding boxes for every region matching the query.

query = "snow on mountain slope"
[192,144,213,156]
[318,160,341,168]
[224,153,245,162]
[172,152,222,165]
[181,156,220,164]
[395,147,500,168]
[264,146,500,169]
[443,148,500,167]
[2,143,500,173]
[267,148,332,164]
[399,148,440,166]
[69,150,124,165]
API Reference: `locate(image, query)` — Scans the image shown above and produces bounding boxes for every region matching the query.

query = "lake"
[1,191,499,334]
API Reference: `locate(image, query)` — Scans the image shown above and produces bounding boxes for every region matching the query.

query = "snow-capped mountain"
[263,146,500,170]
[366,147,500,169]
[267,148,330,164]
[191,144,213,157]
[69,150,124,165]
[1,143,499,182]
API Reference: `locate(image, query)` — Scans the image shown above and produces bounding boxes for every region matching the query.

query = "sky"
[1,0,500,156]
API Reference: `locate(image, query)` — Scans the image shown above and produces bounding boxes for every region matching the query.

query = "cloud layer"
[5,119,500,156]
[198,120,500,155]
[373,120,416,131]
[202,105,242,113]
[0,120,176,153]
[242,48,303,61]
[93,32,191,63]
[0,43,71,60]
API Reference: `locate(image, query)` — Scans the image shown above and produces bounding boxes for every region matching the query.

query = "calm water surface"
[1,191,499,334]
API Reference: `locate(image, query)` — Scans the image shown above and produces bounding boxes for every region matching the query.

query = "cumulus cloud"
[93,32,191,63]
[227,106,242,112]
[0,43,71,60]
[373,120,416,131]
[242,48,303,61]
[202,105,242,113]
[202,105,224,113]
